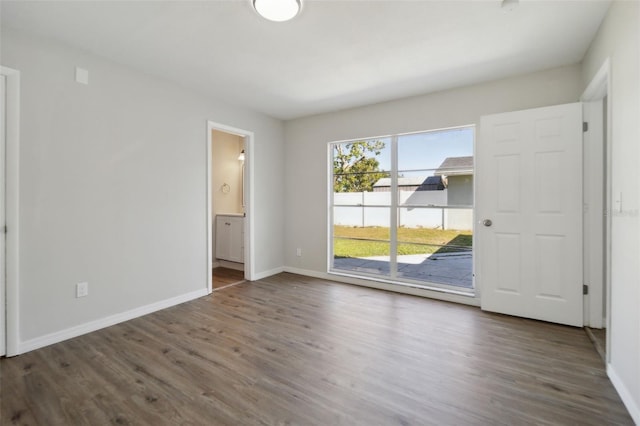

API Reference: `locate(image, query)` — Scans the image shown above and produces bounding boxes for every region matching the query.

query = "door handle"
[483,219,492,227]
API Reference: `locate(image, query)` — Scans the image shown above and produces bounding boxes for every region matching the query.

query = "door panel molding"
[477,103,583,327]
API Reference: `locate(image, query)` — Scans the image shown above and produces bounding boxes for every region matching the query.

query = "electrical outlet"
[76,282,89,298]
[296,248,302,257]
[75,67,89,85]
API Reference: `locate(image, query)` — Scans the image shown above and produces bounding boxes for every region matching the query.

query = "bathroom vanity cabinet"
[215,214,244,263]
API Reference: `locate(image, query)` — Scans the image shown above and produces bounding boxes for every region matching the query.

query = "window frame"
[327,125,476,294]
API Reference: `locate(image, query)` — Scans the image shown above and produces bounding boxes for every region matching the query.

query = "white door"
[0,75,6,355]
[477,103,583,327]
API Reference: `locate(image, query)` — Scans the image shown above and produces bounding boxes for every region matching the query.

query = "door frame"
[206,121,255,293]
[580,60,611,353]
[1,66,20,357]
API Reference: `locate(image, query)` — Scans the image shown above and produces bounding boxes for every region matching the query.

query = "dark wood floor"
[212,267,245,289]
[1,273,632,425]
[586,327,607,362]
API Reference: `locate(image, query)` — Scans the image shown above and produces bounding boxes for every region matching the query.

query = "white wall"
[0,28,284,351]
[212,130,244,216]
[284,64,584,275]
[581,1,640,422]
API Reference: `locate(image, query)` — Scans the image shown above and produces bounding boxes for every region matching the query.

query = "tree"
[333,141,387,192]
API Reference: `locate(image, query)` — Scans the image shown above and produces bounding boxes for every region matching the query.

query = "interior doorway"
[0,73,6,357]
[581,60,610,362]
[0,65,19,357]
[206,121,254,293]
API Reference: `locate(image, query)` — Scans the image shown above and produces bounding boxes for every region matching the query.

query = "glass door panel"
[395,128,474,290]
[331,138,392,278]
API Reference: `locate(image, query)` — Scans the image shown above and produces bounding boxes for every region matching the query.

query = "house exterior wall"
[447,175,473,206]
[444,175,474,231]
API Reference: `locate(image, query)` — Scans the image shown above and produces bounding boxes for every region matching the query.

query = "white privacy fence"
[333,191,473,230]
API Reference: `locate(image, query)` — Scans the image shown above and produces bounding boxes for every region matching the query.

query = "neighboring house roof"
[373,176,445,191]
[434,156,474,176]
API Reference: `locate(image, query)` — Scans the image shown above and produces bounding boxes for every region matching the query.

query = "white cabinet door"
[227,216,244,263]
[477,103,583,327]
[216,216,244,263]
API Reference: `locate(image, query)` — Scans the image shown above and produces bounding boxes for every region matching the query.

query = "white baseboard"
[17,288,209,355]
[252,266,284,281]
[608,363,640,424]
[216,260,244,271]
[283,266,480,307]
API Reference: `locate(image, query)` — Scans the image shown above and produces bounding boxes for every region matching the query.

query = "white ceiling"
[1,0,610,120]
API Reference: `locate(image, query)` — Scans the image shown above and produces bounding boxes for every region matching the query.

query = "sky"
[372,127,474,176]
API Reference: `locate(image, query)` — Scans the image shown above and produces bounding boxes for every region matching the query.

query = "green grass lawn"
[334,226,472,258]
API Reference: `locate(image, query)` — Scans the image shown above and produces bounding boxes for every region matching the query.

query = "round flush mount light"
[253,0,301,22]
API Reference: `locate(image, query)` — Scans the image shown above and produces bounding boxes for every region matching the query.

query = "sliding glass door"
[329,127,474,292]
[332,138,392,276]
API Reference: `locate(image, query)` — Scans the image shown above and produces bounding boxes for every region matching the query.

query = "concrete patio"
[333,251,473,289]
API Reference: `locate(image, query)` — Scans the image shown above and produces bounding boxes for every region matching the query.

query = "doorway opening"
[206,121,254,293]
[0,73,5,357]
[0,65,19,357]
[329,126,475,294]
[581,60,610,362]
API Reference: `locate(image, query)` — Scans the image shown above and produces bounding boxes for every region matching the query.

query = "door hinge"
[583,122,589,132]
[583,284,589,295]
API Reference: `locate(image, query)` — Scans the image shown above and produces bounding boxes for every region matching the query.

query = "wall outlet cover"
[76,282,89,298]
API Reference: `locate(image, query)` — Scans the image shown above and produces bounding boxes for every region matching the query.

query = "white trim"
[17,288,208,355]
[607,364,640,425]
[206,124,213,293]
[0,66,20,357]
[581,99,605,329]
[580,59,612,358]
[0,74,4,357]
[216,260,244,271]
[284,266,480,307]
[326,143,333,273]
[581,59,610,102]
[212,280,245,292]
[389,136,398,277]
[252,266,285,281]
[207,121,256,289]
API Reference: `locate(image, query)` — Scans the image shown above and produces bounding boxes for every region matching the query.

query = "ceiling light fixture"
[253,0,301,22]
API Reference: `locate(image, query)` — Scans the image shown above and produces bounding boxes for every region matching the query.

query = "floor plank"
[1,273,633,425]
[212,267,245,289]
[586,327,606,362]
